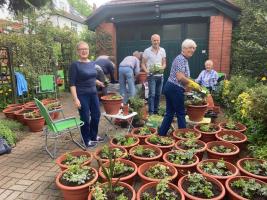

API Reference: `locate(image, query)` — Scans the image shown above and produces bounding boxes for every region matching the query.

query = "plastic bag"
[0,137,11,155]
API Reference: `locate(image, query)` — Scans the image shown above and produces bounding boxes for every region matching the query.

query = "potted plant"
[137,71,147,84]
[129,145,162,166]
[130,126,157,144]
[206,141,240,163]
[175,139,207,160]
[14,108,34,124]
[219,119,247,133]
[99,158,137,185]
[163,150,199,178]
[24,111,45,132]
[128,96,146,126]
[237,158,267,183]
[94,145,128,164]
[145,134,175,154]
[101,93,123,115]
[194,123,221,142]
[172,128,201,142]
[3,105,23,119]
[225,176,267,200]
[56,150,93,171]
[138,162,178,184]
[56,165,98,200]
[46,101,62,119]
[137,178,185,200]
[24,101,38,110]
[197,159,239,185]
[178,173,225,200]
[110,135,139,151]
[215,130,247,149]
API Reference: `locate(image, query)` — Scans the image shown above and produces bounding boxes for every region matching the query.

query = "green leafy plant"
[0,121,17,146]
[46,101,61,111]
[148,135,173,146]
[0,119,24,132]
[113,135,137,146]
[199,124,217,132]
[184,91,207,106]
[100,145,125,159]
[106,161,134,178]
[133,146,157,158]
[128,96,145,122]
[149,64,164,74]
[145,163,171,179]
[221,134,241,141]
[225,119,239,130]
[24,111,42,119]
[167,150,196,165]
[175,131,197,139]
[62,153,90,166]
[134,126,153,136]
[200,160,233,176]
[243,160,267,176]
[106,94,122,100]
[211,145,233,153]
[179,139,203,150]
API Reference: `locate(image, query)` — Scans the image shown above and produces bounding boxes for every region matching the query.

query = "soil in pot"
[173,128,201,141]
[215,130,247,149]
[194,123,221,143]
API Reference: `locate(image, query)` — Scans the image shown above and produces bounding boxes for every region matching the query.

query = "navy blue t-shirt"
[69,61,97,95]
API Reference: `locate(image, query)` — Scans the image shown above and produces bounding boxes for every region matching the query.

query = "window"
[187,23,208,39]
[162,24,182,40]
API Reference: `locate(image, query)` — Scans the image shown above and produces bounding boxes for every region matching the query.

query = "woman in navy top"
[158,39,201,136]
[69,41,105,148]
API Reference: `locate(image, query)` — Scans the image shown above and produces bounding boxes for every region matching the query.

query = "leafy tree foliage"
[68,0,92,17]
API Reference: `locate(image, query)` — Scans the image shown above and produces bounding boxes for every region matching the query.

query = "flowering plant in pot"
[129,145,162,166]
[110,135,139,151]
[194,123,221,142]
[175,139,207,160]
[178,173,225,200]
[219,119,247,133]
[206,141,240,163]
[145,134,175,154]
[24,111,45,132]
[56,165,98,200]
[163,150,199,178]
[197,159,239,185]
[56,150,93,171]
[130,126,156,144]
[225,176,267,200]
[101,93,123,115]
[237,158,267,183]
[94,145,128,164]
[172,128,201,141]
[215,130,247,149]
[137,178,185,200]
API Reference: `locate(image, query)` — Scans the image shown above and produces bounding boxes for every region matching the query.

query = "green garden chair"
[36,75,57,99]
[34,98,86,159]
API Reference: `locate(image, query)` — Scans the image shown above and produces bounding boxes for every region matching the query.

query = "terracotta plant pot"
[194,123,221,143]
[138,161,178,184]
[225,176,267,200]
[88,181,136,200]
[24,115,45,132]
[145,135,175,154]
[129,145,162,166]
[219,122,247,133]
[130,127,157,144]
[3,106,23,119]
[110,135,140,151]
[6,103,23,108]
[172,128,201,142]
[175,139,207,160]
[186,103,208,122]
[197,159,239,185]
[237,158,267,183]
[56,150,93,171]
[178,174,226,200]
[98,159,137,185]
[215,130,247,149]
[101,94,122,115]
[14,108,34,124]
[94,146,128,164]
[163,150,199,178]
[56,167,98,200]
[206,141,240,163]
[138,71,147,84]
[137,181,185,200]
[24,101,38,110]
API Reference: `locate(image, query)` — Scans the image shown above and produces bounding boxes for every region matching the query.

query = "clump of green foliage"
[62,153,90,166]
[211,145,234,153]
[113,135,137,146]
[200,160,233,176]
[167,150,196,165]
[0,120,17,146]
[243,160,267,176]
[145,163,171,179]
[99,145,125,159]
[148,135,174,146]
[199,124,218,132]
[132,146,157,158]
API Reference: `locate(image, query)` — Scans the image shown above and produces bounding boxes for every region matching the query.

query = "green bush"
[0,119,24,132]
[0,121,17,146]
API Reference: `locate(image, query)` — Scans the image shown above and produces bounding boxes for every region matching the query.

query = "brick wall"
[209,14,233,75]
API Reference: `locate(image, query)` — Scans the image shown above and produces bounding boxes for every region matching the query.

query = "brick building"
[86,0,240,78]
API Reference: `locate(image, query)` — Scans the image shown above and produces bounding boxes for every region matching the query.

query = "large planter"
[197,159,239,185]
[88,181,136,200]
[194,123,221,143]
[110,135,139,151]
[206,141,240,163]
[145,135,175,154]
[56,167,98,200]
[219,122,247,133]
[138,161,178,184]
[3,106,23,119]
[98,159,137,185]
[186,104,208,122]
[225,176,267,200]
[129,145,162,166]
[130,127,157,144]
[24,115,45,132]
[14,108,34,124]
[137,181,185,200]
[94,146,128,164]
[24,101,38,110]
[55,150,93,171]
[237,158,267,183]
[172,128,201,142]
[137,71,147,84]
[101,94,122,115]
[178,174,226,200]
[175,139,207,160]
[215,130,247,149]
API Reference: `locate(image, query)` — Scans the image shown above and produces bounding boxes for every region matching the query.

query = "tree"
[68,0,92,17]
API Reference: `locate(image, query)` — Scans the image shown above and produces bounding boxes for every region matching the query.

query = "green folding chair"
[36,75,57,99]
[34,98,86,159]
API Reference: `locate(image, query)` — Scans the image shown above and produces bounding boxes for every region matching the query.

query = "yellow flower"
[261,77,266,81]
[8,89,12,92]
[231,100,235,103]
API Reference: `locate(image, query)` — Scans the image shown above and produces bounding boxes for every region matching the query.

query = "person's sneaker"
[95,136,105,143]
[86,140,97,148]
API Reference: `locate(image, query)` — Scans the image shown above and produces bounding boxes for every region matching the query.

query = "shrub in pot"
[194,123,221,142]
[237,158,267,183]
[145,134,175,154]
[219,119,247,133]
[56,165,98,200]
[130,126,157,144]
[110,135,139,151]
[129,145,162,166]
[24,111,45,132]
[101,93,123,115]
[178,173,225,200]
[225,176,267,200]
[215,130,247,149]
[56,150,93,171]
[137,178,185,200]
[172,128,201,142]
[197,159,239,185]
[94,145,128,164]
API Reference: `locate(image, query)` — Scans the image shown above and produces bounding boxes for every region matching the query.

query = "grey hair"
[76,41,89,50]
[181,39,197,49]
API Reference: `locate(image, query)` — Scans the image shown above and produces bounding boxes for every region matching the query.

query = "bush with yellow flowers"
[0,85,13,110]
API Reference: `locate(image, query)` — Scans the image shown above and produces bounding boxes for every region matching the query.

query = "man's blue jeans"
[77,93,100,144]
[159,81,186,136]
[148,75,163,114]
[119,66,135,104]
